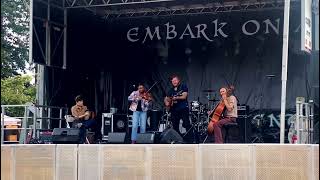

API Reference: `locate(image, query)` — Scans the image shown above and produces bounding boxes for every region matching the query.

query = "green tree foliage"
[1,75,36,116]
[1,0,30,78]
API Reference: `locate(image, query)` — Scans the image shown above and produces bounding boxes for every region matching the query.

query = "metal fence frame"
[1,104,68,144]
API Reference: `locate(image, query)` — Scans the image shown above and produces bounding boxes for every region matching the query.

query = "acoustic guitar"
[165,90,183,111]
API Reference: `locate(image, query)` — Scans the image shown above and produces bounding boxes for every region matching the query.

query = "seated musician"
[71,95,100,143]
[208,86,238,144]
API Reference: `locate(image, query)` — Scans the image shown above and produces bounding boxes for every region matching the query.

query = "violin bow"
[146,80,160,93]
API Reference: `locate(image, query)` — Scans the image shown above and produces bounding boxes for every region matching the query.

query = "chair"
[223,121,241,143]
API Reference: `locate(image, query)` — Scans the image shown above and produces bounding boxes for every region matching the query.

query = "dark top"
[167,83,189,111]
[136,100,142,111]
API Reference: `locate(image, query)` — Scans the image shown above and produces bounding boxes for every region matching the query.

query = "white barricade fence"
[1,144,319,180]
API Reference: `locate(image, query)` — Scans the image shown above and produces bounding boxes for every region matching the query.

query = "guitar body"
[165,90,183,111]
[207,101,225,134]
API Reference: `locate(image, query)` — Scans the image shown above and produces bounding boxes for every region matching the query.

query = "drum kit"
[157,89,219,142]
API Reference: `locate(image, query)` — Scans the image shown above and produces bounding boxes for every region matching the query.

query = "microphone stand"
[252,75,275,143]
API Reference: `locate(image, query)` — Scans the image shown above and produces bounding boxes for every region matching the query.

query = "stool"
[223,123,240,143]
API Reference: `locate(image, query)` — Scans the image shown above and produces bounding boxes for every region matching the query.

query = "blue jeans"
[79,119,97,143]
[131,111,147,141]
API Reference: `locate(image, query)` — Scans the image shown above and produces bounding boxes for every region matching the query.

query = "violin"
[140,92,152,101]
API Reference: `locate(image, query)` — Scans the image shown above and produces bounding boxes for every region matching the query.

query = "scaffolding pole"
[280,0,290,144]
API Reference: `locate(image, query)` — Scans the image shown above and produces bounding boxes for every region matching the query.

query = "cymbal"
[202,89,215,92]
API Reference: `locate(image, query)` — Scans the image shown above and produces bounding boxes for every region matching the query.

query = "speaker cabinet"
[160,128,184,144]
[52,128,81,144]
[136,132,160,144]
[102,113,129,140]
[112,114,128,132]
[107,132,127,144]
[236,116,252,143]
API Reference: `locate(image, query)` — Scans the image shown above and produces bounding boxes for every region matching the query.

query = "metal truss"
[103,0,300,20]
[64,0,174,8]
[63,0,300,20]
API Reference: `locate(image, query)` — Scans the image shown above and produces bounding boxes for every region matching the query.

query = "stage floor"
[1,144,319,180]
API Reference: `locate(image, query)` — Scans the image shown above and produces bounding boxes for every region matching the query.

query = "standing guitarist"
[164,74,193,143]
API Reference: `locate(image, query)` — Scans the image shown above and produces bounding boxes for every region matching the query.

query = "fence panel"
[56,144,77,180]
[255,144,312,180]
[15,145,55,180]
[200,144,252,180]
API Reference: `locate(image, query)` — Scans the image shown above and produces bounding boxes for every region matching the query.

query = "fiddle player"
[164,74,194,143]
[207,86,238,144]
[128,83,153,144]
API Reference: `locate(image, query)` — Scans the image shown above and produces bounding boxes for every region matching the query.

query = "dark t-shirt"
[136,100,142,111]
[167,84,188,111]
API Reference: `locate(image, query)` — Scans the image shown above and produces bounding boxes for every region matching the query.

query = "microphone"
[266,74,275,78]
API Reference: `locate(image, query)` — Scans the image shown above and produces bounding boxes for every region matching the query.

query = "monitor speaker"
[107,132,127,144]
[160,128,184,144]
[136,132,161,144]
[52,128,81,144]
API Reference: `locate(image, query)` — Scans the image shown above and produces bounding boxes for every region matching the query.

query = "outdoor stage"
[1,144,319,180]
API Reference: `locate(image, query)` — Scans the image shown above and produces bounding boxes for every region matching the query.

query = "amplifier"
[237,105,249,118]
[237,105,250,143]
[236,116,251,143]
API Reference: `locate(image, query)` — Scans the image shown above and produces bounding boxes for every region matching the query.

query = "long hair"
[221,85,235,97]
